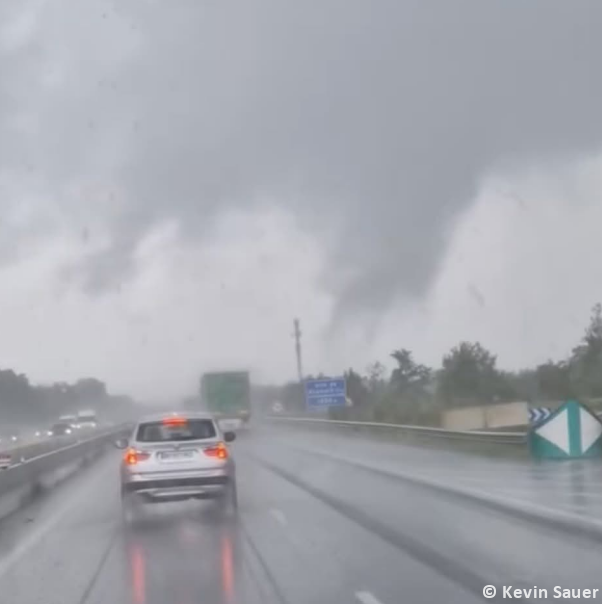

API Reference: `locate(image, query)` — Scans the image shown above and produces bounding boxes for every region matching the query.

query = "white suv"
[115,412,237,522]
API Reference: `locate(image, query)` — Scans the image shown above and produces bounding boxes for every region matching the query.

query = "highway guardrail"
[0,424,121,464]
[0,435,80,464]
[265,416,526,445]
[0,425,131,522]
[263,417,602,541]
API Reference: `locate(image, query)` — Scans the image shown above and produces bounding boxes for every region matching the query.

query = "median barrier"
[0,425,131,522]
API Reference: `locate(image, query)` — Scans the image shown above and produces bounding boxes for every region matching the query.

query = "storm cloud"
[2,0,602,316]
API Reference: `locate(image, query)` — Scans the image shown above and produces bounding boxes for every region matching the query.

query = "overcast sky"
[1,1,602,400]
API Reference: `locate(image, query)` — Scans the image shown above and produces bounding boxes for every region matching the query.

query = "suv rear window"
[136,419,217,442]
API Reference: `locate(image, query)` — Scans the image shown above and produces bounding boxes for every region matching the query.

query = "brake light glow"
[162,416,188,426]
[124,448,151,465]
[204,442,228,460]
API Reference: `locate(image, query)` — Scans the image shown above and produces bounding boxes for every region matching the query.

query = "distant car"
[77,421,97,430]
[58,415,78,428]
[50,422,73,436]
[116,413,237,523]
[0,432,18,444]
[0,453,11,470]
[76,411,97,430]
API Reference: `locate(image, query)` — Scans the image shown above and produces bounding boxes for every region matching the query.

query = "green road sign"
[200,371,250,415]
[528,399,602,459]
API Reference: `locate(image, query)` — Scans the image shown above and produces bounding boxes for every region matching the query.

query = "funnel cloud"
[2,0,602,317]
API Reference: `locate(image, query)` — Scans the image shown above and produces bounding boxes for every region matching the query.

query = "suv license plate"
[160,451,193,460]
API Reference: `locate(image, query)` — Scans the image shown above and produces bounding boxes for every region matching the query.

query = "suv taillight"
[124,448,150,465]
[203,442,228,460]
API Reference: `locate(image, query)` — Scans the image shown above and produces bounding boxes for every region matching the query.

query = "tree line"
[0,372,136,427]
[267,303,602,424]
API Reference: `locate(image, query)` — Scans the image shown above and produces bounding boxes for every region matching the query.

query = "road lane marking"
[0,499,78,578]
[355,590,384,604]
[78,527,119,604]
[269,508,288,526]
[277,443,602,530]
[0,459,114,579]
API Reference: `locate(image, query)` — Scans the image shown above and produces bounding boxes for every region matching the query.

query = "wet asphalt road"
[1,427,602,604]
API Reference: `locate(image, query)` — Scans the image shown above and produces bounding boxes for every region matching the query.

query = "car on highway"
[115,412,237,522]
[0,452,11,470]
[49,422,73,436]
[76,409,97,430]
[0,431,19,445]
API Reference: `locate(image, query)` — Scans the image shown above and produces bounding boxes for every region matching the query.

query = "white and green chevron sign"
[528,400,602,459]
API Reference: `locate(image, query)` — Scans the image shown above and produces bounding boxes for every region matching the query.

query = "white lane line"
[355,590,385,604]
[0,501,76,578]
[269,508,288,526]
[0,461,113,579]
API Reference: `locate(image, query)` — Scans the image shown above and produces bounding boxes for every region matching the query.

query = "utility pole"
[293,318,304,382]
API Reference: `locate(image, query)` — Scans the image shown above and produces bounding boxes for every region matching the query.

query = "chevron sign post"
[529,407,551,424]
[529,400,602,459]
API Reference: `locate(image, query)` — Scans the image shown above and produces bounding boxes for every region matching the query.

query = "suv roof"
[132,415,220,444]
[136,411,217,424]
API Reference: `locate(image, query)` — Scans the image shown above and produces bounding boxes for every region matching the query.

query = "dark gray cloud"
[2,0,602,314]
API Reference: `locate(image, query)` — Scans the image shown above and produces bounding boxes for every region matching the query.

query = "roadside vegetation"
[268,303,602,425]
[0,374,136,425]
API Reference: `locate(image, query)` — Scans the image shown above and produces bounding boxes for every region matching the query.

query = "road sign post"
[304,378,347,412]
[528,400,602,459]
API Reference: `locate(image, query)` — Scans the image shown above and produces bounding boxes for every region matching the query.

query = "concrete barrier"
[485,401,529,428]
[441,401,529,430]
[441,406,486,430]
[0,426,130,522]
[0,435,78,465]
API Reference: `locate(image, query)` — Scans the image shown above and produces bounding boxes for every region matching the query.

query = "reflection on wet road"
[123,506,243,604]
[1,428,602,604]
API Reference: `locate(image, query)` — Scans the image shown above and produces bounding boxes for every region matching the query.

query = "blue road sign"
[529,407,552,424]
[305,378,347,410]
